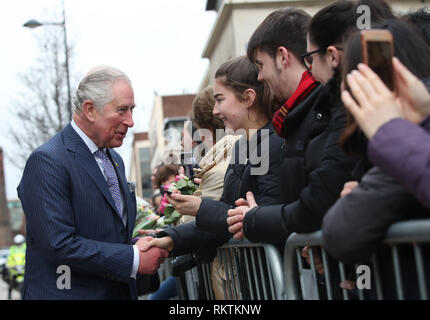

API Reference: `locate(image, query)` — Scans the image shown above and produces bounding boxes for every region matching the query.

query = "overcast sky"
[0,0,216,199]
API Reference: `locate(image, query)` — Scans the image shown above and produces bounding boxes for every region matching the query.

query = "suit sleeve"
[18,150,134,283]
[368,117,430,209]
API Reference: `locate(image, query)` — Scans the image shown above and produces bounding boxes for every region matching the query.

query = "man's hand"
[340,181,359,197]
[137,246,169,275]
[226,192,258,240]
[135,237,169,274]
[167,194,202,216]
[135,236,169,274]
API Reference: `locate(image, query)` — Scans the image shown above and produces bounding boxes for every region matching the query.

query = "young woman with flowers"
[140,56,284,260]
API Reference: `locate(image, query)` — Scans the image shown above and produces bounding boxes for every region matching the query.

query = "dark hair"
[309,0,395,52]
[191,85,225,138]
[153,164,179,188]
[402,7,430,47]
[247,8,311,62]
[215,56,276,120]
[340,18,430,155]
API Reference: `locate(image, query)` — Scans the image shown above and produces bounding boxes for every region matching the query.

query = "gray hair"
[73,65,132,112]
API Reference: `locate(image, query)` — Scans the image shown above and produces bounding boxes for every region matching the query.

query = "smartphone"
[360,29,395,91]
[160,187,173,196]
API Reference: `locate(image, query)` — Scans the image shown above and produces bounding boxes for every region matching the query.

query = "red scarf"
[272,70,319,137]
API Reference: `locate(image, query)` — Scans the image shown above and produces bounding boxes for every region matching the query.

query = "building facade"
[129,132,153,199]
[148,94,195,169]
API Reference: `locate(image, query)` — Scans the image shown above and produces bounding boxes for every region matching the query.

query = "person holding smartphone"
[322,19,430,299]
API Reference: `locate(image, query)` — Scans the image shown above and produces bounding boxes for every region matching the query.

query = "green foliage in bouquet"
[132,174,198,238]
[160,174,198,225]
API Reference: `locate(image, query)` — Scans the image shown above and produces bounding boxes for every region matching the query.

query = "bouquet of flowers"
[159,174,198,225]
[132,197,161,238]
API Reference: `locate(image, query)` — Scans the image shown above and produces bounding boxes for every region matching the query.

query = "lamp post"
[23,1,73,120]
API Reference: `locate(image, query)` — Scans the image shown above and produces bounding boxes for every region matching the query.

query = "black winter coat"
[322,166,430,300]
[322,78,430,265]
[322,166,430,265]
[243,77,360,245]
[159,122,284,257]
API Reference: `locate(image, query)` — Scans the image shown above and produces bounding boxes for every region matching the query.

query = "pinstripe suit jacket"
[17,124,138,299]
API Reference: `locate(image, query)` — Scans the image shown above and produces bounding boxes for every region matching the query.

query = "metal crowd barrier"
[157,257,173,283]
[178,238,285,300]
[284,219,430,300]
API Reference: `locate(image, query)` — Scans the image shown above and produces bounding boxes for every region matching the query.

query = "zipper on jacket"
[280,140,286,163]
[237,161,248,201]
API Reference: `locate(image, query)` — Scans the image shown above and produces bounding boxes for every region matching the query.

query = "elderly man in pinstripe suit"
[17,66,169,299]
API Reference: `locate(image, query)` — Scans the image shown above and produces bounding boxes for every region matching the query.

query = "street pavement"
[0,277,20,300]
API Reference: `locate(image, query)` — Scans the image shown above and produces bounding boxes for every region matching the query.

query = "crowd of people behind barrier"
[16,0,430,300]
[143,1,430,300]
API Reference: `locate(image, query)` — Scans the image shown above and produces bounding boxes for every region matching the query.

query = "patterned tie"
[94,149,122,217]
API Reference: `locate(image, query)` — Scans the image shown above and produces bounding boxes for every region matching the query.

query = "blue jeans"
[149,276,177,300]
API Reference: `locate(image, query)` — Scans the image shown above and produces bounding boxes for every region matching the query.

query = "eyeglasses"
[301,47,326,70]
[301,46,343,70]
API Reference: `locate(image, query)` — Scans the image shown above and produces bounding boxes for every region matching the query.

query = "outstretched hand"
[135,236,154,251]
[226,192,258,240]
[140,236,174,253]
[135,236,169,274]
[342,62,403,139]
[342,59,430,139]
